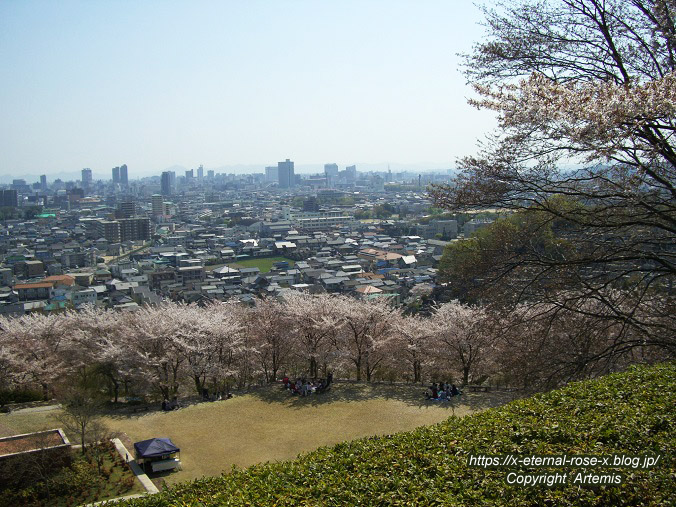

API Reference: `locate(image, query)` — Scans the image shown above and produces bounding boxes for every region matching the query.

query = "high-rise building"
[197,165,204,181]
[346,165,357,183]
[120,164,128,186]
[112,166,120,184]
[81,168,92,189]
[151,194,165,216]
[207,170,214,179]
[265,166,278,183]
[185,169,194,179]
[324,163,339,186]
[161,171,172,196]
[278,159,295,188]
[0,190,18,208]
[40,175,47,191]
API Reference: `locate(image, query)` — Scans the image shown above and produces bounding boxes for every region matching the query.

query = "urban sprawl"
[0,161,493,314]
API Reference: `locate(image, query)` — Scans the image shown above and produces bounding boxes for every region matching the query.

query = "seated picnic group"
[425,382,461,401]
[282,372,332,396]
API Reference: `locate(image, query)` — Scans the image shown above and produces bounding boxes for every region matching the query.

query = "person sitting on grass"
[451,384,460,397]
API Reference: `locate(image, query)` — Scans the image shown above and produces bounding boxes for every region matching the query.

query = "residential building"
[119,217,151,242]
[14,282,53,301]
[177,266,205,285]
[96,220,121,243]
[152,194,165,216]
[116,201,136,218]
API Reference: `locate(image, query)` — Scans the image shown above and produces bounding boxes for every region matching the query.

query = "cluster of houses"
[0,184,497,314]
[0,222,451,314]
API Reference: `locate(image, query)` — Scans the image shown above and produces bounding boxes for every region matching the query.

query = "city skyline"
[0,161,456,185]
[0,1,495,176]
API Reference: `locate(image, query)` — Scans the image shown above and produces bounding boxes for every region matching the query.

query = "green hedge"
[122,363,674,506]
[0,388,44,405]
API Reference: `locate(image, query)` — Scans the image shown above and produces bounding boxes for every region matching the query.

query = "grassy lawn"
[0,383,513,486]
[207,256,295,274]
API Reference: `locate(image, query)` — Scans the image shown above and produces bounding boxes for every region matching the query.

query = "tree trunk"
[193,375,204,395]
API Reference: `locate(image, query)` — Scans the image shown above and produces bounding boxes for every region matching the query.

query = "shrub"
[0,388,44,405]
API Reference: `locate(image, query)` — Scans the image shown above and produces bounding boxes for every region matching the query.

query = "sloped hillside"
[122,363,674,506]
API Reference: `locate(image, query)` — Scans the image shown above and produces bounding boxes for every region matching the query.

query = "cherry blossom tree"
[125,304,187,400]
[210,301,251,391]
[0,313,74,399]
[493,291,669,390]
[247,297,292,382]
[431,302,496,386]
[335,296,398,382]
[282,292,343,378]
[430,0,676,358]
[393,313,436,383]
[67,306,136,403]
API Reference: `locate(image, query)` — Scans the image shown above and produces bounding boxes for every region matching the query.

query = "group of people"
[161,396,181,411]
[425,382,461,401]
[201,388,233,402]
[282,372,332,396]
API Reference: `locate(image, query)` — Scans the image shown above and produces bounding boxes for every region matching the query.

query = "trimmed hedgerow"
[121,363,674,506]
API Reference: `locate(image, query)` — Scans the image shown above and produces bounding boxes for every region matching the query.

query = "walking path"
[7,403,61,415]
[112,438,160,494]
[85,493,146,506]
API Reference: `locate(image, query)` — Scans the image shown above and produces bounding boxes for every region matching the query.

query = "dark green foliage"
[0,444,138,507]
[120,363,674,506]
[0,388,44,405]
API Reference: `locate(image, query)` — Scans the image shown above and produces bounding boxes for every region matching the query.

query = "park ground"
[0,382,514,485]
[205,256,295,274]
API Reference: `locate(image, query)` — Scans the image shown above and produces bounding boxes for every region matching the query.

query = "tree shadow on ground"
[244,381,516,413]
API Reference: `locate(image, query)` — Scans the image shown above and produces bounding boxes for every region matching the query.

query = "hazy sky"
[0,0,495,177]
